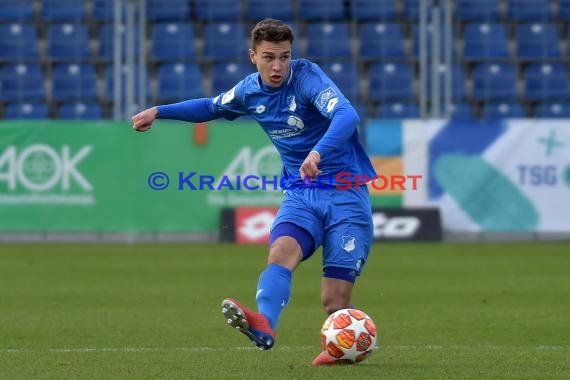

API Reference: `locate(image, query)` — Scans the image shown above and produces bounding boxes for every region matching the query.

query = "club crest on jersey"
[341,236,356,252]
[288,95,297,112]
[316,87,337,110]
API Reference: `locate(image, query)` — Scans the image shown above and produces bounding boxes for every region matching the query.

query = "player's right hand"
[131,107,158,132]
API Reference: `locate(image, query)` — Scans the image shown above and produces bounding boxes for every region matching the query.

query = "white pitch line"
[0,345,566,354]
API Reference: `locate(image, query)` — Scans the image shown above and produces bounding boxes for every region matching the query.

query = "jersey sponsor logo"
[341,235,356,252]
[268,116,306,139]
[326,97,339,112]
[221,86,236,105]
[316,87,337,110]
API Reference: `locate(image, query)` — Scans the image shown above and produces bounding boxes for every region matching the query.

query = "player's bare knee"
[268,237,302,270]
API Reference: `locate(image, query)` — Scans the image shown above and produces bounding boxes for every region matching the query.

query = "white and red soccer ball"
[320,308,378,363]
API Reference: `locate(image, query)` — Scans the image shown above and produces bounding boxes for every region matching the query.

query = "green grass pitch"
[1,242,569,379]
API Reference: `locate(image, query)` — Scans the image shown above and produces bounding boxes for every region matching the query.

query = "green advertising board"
[0,120,283,232]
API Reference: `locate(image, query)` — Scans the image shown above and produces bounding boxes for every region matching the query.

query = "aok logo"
[217,146,281,188]
[0,144,93,192]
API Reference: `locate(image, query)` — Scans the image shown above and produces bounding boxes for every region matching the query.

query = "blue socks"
[256,264,292,330]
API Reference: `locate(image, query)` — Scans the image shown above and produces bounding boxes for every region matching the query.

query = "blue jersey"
[211,59,376,188]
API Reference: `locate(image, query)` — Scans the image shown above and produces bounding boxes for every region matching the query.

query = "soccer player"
[131,18,375,366]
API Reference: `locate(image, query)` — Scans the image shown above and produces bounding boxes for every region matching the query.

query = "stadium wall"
[0,119,569,242]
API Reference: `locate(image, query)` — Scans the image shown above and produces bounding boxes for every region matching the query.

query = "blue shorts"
[271,186,373,277]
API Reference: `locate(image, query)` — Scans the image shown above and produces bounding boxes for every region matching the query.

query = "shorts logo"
[316,87,337,110]
[341,235,356,252]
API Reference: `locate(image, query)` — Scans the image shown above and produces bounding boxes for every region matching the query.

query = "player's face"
[249,40,292,88]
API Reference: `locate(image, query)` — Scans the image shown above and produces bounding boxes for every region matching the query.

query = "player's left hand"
[300,151,321,180]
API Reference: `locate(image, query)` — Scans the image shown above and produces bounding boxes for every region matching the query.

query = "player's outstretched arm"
[132,106,158,132]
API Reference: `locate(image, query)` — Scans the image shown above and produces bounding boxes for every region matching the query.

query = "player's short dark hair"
[250,18,294,50]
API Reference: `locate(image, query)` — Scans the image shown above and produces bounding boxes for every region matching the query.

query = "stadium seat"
[246,0,294,21]
[482,102,527,119]
[202,23,248,61]
[146,0,191,21]
[41,0,86,21]
[524,63,570,101]
[350,0,398,22]
[0,23,39,60]
[367,62,414,101]
[157,63,204,102]
[463,23,510,60]
[506,0,551,21]
[298,0,346,21]
[211,62,255,96]
[456,0,501,21]
[194,0,241,21]
[51,63,98,102]
[46,23,91,60]
[376,102,420,118]
[472,63,518,101]
[58,103,103,120]
[0,0,34,21]
[319,62,360,101]
[359,23,405,61]
[534,103,570,118]
[4,102,49,119]
[104,65,151,103]
[0,64,46,102]
[515,23,561,60]
[151,23,197,61]
[98,23,141,60]
[402,0,432,20]
[446,102,476,121]
[306,23,351,61]
[427,64,467,101]
[560,0,570,21]
[350,101,369,120]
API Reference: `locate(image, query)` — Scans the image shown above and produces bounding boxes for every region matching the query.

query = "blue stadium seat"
[202,23,247,61]
[211,62,255,96]
[350,0,397,22]
[320,62,360,101]
[146,0,191,21]
[482,102,527,119]
[534,103,570,118]
[195,0,241,21]
[456,0,501,21]
[376,102,420,119]
[560,0,570,21]
[350,102,369,120]
[41,0,86,21]
[151,23,197,61]
[506,0,551,21]
[0,64,46,102]
[402,0,432,20]
[0,0,34,21]
[4,102,48,119]
[246,0,294,21]
[367,62,414,101]
[411,23,457,59]
[359,23,405,60]
[446,103,476,121]
[524,63,570,101]
[306,23,351,61]
[516,23,561,59]
[51,63,98,102]
[0,23,39,60]
[472,63,518,101]
[157,63,204,102]
[427,64,467,101]
[104,65,151,103]
[298,0,346,21]
[92,0,115,21]
[98,23,141,60]
[46,23,91,60]
[463,23,510,60]
[58,103,103,120]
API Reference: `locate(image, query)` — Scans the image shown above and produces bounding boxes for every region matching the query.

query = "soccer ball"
[319,308,378,363]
